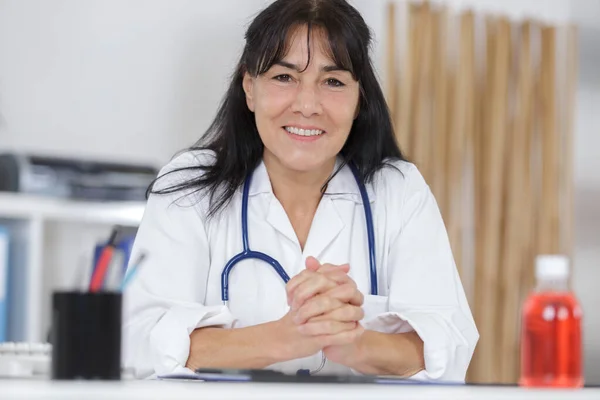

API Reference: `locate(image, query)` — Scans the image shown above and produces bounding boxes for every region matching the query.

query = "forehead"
[281,24,336,64]
[249,21,356,78]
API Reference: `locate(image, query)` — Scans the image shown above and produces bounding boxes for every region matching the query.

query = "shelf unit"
[0,192,146,342]
[0,192,145,225]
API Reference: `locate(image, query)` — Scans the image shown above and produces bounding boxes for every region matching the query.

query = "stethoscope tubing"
[221,162,378,304]
[219,162,377,376]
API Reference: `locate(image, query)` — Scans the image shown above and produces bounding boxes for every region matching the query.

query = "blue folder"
[0,227,9,342]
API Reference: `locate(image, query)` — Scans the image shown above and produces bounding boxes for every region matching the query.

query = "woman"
[123,0,479,381]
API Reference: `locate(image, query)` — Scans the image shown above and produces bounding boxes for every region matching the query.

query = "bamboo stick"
[465,14,482,382]
[396,2,422,158]
[488,17,511,382]
[409,1,426,160]
[465,13,483,381]
[517,21,537,383]
[462,9,476,306]
[445,11,474,278]
[520,22,541,319]
[431,7,449,215]
[412,2,434,180]
[494,18,516,383]
[445,71,456,218]
[499,21,534,383]
[386,1,397,121]
[561,25,578,259]
[538,26,560,255]
[471,16,497,383]
[475,17,511,383]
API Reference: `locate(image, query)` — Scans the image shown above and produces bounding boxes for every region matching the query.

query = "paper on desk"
[157,372,206,381]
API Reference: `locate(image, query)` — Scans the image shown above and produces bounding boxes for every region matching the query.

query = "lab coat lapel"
[265,193,345,260]
[265,197,299,247]
[250,161,300,247]
[302,196,344,261]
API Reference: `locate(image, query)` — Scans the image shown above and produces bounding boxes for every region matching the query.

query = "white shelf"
[0,192,147,342]
[0,192,146,226]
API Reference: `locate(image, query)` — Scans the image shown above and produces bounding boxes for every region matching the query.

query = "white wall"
[0,0,578,165]
[571,0,600,382]
[0,0,265,166]
[0,0,598,382]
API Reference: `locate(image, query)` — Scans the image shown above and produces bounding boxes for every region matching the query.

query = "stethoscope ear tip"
[296,369,311,376]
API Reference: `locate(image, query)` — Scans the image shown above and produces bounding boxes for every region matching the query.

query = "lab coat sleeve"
[361,164,479,382]
[122,152,236,379]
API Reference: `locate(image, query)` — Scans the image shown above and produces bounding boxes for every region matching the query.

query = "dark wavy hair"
[149,0,405,217]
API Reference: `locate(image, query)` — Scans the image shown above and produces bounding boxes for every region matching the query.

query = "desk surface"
[2,380,599,400]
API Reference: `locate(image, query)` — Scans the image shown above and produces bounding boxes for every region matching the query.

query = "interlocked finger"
[293,295,345,324]
[298,320,358,336]
[289,273,339,310]
[323,282,364,307]
[309,304,365,323]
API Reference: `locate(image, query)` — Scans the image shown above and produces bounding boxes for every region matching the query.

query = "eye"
[273,74,293,83]
[325,78,345,87]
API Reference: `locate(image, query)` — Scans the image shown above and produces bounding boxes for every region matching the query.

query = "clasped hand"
[277,256,365,363]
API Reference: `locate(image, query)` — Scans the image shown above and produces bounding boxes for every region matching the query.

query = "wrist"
[262,319,291,364]
[344,329,369,370]
[335,330,380,375]
[353,330,369,365]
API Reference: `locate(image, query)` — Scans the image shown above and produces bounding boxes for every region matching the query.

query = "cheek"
[255,85,294,117]
[323,92,359,130]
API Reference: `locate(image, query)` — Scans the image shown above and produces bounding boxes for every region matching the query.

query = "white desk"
[2,380,599,400]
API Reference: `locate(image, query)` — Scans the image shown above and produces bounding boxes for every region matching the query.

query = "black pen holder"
[51,291,122,380]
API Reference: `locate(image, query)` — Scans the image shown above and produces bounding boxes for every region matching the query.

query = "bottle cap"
[535,255,570,280]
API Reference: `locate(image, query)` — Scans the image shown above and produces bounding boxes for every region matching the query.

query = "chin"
[276,153,336,173]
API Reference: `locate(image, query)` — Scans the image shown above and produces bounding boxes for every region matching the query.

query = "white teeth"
[285,127,324,136]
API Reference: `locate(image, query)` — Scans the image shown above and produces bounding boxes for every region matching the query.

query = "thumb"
[305,256,321,271]
[338,263,350,273]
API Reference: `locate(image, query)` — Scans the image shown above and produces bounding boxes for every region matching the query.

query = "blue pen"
[120,252,147,291]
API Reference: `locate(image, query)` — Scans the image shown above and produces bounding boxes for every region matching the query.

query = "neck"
[263,152,335,213]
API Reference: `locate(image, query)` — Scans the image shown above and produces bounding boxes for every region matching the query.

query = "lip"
[282,126,325,142]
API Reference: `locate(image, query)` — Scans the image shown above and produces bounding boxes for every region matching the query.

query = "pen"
[120,252,147,291]
[89,226,121,292]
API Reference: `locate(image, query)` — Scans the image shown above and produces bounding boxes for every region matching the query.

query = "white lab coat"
[122,150,479,381]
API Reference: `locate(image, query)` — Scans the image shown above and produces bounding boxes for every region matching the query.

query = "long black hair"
[149,0,406,217]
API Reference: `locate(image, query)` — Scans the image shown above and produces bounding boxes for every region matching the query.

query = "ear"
[242,72,255,112]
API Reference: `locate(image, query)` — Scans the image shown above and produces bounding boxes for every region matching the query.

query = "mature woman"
[123,0,479,381]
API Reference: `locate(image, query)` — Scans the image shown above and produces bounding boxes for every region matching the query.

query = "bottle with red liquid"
[519,255,584,388]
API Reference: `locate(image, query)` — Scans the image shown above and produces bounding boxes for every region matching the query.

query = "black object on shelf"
[0,153,158,202]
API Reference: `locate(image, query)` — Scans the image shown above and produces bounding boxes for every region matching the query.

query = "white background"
[0,0,598,383]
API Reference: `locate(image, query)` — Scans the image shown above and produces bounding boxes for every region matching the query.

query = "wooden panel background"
[385,0,578,384]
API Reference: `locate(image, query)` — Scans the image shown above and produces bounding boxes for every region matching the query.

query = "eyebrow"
[275,60,349,73]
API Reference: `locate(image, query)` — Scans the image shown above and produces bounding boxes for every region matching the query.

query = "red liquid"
[520,291,584,388]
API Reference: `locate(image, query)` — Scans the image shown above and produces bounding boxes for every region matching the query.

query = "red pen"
[89,227,120,293]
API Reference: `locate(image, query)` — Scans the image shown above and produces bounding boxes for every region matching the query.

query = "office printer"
[0,153,159,202]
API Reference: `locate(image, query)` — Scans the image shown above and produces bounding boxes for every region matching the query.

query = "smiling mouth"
[284,126,326,137]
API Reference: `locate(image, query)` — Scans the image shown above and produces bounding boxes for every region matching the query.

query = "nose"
[291,82,323,117]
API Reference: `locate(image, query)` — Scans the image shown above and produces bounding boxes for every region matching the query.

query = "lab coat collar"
[248,157,376,204]
[250,157,371,260]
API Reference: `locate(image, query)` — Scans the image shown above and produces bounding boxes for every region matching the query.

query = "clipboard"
[158,368,462,385]
[194,368,376,384]
[158,368,375,384]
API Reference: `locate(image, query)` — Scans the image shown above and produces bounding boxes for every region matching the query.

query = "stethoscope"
[221,162,378,375]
